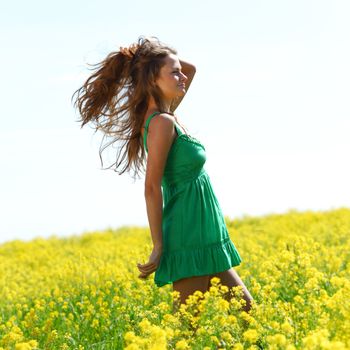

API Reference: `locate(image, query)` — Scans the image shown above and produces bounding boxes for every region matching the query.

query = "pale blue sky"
[1,0,349,243]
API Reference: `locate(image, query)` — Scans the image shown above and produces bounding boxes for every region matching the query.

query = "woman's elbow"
[144,183,162,197]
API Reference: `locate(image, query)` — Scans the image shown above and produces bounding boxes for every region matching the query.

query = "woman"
[72,36,253,310]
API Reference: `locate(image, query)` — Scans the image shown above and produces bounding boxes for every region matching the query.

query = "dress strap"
[143,111,161,153]
[174,122,184,137]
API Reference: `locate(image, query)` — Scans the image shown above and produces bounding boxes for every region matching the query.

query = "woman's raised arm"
[171,59,196,112]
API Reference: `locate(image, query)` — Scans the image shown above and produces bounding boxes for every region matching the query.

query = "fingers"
[137,262,156,273]
[138,268,155,276]
[137,262,157,279]
[119,46,132,57]
[129,43,139,53]
[119,44,138,58]
[137,251,161,280]
[138,267,156,279]
[138,261,155,269]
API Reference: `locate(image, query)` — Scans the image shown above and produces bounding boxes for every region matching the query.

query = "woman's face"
[155,54,188,101]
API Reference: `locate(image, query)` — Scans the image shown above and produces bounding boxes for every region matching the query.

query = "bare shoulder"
[146,112,176,152]
[147,112,175,131]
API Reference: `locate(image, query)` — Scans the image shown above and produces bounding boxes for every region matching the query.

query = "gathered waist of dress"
[162,168,207,189]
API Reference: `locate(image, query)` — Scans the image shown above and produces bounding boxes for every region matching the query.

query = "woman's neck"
[147,96,173,113]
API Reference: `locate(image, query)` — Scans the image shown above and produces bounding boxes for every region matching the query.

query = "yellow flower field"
[0,207,349,349]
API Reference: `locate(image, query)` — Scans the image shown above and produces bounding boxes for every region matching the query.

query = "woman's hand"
[137,245,162,279]
[119,43,139,58]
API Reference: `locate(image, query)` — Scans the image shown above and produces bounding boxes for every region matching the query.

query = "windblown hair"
[72,36,177,180]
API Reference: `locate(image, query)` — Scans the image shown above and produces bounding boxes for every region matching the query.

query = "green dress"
[143,111,242,287]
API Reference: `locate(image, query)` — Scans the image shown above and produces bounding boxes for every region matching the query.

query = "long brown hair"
[72,36,177,180]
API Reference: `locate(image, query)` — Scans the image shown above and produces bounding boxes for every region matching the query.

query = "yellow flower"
[220,285,229,294]
[15,344,31,350]
[305,277,319,290]
[28,340,38,348]
[330,276,346,288]
[221,331,233,342]
[231,285,244,298]
[267,334,287,346]
[157,302,170,312]
[210,335,219,345]
[302,333,318,347]
[105,280,113,289]
[164,327,174,338]
[281,321,294,334]
[124,345,140,350]
[193,290,204,298]
[209,286,219,296]
[210,277,221,286]
[162,313,178,326]
[293,295,304,304]
[243,329,259,343]
[196,327,206,335]
[124,331,136,343]
[149,326,166,343]
[139,318,152,333]
[171,290,181,301]
[175,339,190,349]
[280,250,295,263]
[91,319,99,328]
[227,315,237,325]
[286,345,297,350]
[218,298,230,312]
[230,298,242,310]
[252,284,261,295]
[240,311,254,324]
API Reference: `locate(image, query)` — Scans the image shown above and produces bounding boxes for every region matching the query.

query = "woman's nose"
[181,73,188,82]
